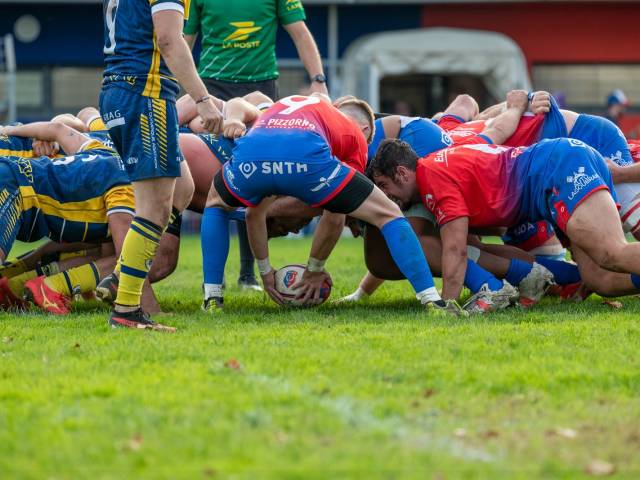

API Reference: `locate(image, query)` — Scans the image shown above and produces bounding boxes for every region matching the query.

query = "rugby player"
[369,93,640,301]
[100,0,223,329]
[0,122,135,311]
[0,120,194,315]
[202,94,466,315]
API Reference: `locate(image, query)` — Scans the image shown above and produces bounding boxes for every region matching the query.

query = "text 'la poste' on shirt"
[184,0,305,82]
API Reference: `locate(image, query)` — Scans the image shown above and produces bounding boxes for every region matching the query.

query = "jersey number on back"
[104,0,120,55]
[279,96,320,115]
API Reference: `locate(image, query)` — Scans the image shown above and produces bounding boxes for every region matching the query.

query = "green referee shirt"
[185,0,306,82]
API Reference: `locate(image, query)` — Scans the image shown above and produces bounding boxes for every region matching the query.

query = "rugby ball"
[274,264,331,307]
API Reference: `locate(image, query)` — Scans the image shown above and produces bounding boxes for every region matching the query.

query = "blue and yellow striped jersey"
[197,133,234,163]
[2,142,135,244]
[103,0,190,100]
[0,133,37,158]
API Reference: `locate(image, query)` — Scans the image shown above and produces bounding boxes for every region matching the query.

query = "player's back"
[449,115,544,147]
[247,95,368,172]
[419,142,525,227]
[0,132,34,157]
[102,0,187,99]
[4,146,132,242]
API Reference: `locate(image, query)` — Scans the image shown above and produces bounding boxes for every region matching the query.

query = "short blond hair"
[338,98,375,144]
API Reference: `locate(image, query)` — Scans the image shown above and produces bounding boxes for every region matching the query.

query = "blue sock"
[201,207,230,288]
[464,260,503,293]
[505,259,534,286]
[380,218,436,294]
[535,256,581,285]
[631,274,640,290]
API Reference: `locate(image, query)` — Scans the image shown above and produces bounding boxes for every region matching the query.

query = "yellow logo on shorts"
[223,22,262,49]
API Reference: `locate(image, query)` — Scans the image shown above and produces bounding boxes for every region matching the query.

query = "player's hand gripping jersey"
[221,95,368,207]
[0,141,134,255]
[417,137,616,234]
[446,97,567,147]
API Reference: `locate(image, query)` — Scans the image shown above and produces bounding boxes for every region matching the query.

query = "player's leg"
[566,189,640,274]
[236,222,260,291]
[100,87,182,326]
[360,222,518,311]
[200,170,243,311]
[569,245,640,297]
[333,176,451,309]
[146,161,194,283]
[4,248,101,307]
[24,256,115,315]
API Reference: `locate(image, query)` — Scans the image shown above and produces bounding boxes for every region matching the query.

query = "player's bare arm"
[222,98,262,138]
[439,216,470,300]
[245,197,284,305]
[606,160,640,184]
[176,93,225,126]
[481,90,529,144]
[292,211,341,303]
[283,21,328,96]
[2,121,88,155]
[152,10,222,133]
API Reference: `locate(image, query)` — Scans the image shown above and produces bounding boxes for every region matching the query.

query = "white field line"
[247,373,496,463]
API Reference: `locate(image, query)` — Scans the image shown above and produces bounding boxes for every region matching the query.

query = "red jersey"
[449,114,545,148]
[254,95,368,172]
[628,140,640,163]
[416,139,526,227]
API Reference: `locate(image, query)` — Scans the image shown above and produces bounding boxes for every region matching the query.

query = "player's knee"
[592,244,626,271]
[173,178,195,212]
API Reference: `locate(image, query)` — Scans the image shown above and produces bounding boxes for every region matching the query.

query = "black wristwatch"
[311,74,326,84]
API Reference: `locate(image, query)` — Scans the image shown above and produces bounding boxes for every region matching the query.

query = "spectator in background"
[605,89,629,126]
[184,0,328,290]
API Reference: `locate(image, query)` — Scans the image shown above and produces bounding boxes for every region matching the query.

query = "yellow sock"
[44,263,101,296]
[7,270,37,297]
[115,217,162,307]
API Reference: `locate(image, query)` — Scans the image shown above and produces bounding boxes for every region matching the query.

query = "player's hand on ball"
[223,119,247,139]
[197,98,224,135]
[506,90,529,112]
[293,270,333,305]
[261,270,286,306]
[530,91,551,114]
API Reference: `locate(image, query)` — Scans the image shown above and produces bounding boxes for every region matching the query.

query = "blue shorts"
[502,220,556,251]
[0,163,23,257]
[222,130,356,207]
[570,114,632,166]
[99,84,183,181]
[520,138,617,234]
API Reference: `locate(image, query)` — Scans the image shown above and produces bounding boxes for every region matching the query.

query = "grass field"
[1,235,639,479]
